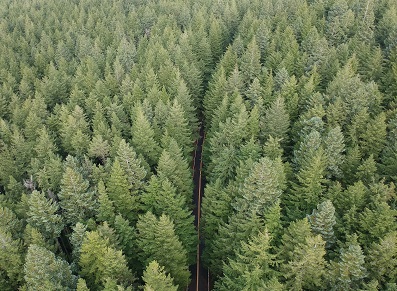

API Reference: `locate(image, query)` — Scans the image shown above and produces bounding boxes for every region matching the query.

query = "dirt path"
[188,125,210,291]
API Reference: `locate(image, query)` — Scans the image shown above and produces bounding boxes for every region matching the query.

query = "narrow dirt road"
[188,125,210,291]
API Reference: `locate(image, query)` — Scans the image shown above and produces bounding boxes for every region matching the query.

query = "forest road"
[188,125,211,291]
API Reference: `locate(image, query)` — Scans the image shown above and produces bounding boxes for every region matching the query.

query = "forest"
[0,0,397,290]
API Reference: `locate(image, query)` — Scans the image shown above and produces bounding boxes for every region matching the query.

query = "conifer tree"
[366,231,397,285]
[79,230,132,290]
[136,212,190,289]
[308,200,336,248]
[284,234,326,290]
[96,180,116,224]
[261,96,290,144]
[164,99,193,158]
[157,138,192,201]
[327,235,367,290]
[142,261,178,291]
[24,244,75,291]
[214,230,279,291]
[116,139,146,191]
[58,166,96,225]
[107,159,138,223]
[131,104,160,167]
[27,190,64,240]
[141,176,196,263]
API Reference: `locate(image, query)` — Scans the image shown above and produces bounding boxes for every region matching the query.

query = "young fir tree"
[214,230,280,291]
[283,234,326,290]
[131,104,161,167]
[327,235,367,290]
[58,166,96,225]
[366,231,397,285]
[106,159,138,223]
[27,190,64,240]
[141,176,196,264]
[136,212,190,290]
[307,200,337,248]
[79,230,133,290]
[116,139,147,191]
[156,138,192,203]
[142,261,178,291]
[24,244,76,291]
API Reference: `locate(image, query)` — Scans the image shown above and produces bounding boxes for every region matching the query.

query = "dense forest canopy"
[0,0,397,290]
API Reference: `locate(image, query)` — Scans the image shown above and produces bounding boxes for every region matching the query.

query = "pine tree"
[116,139,146,191]
[27,190,64,240]
[214,230,278,291]
[0,229,23,290]
[136,212,190,289]
[324,126,345,179]
[238,157,285,214]
[308,200,336,248]
[114,214,137,269]
[96,180,116,224]
[240,37,261,87]
[24,244,75,291]
[157,138,192,202]
[164,99,193,158]
[131,104,160,167]
[261,96,290,144]
[107,159,138,223]
[142,261,178,291]
[366,231,397,285]
[58,167,96,225]
[141,176,196,264]
[284,234,326,290]
[327,235,367,290]
[79,230,132,289]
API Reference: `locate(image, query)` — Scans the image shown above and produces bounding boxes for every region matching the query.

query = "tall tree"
[107,159,138,223]
[24,244,75,291]
[58,166,96,225]
[142,261,178,291]
[136,212,190,290]
[27,190,64,240]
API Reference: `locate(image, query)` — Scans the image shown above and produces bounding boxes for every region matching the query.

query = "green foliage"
[136,212,190,290]
[107,159,138,223]
[59,167,96,225]
[27,190,64,240]
[79,230,133,290]
[24,244,75,291]
[142,261,178,291]
[327,235,367,290]
[214,230,279,291]
[308,200,336,248]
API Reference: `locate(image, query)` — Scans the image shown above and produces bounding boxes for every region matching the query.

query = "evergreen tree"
[141,176,196,264]
[214,230,278,291]
[107,159,138,223]
[308,200,337,248]
[156,138,192,202]
[79,230,133,290]
[96,180,116,224]
[366,231,397,285]
[0,229,23,290]
[164,99,193,158]
[327,235,367,290]
[136,212,190,289]
[24,244,75,291]
[142,261,178,291]
[27,190,64,240]
[261,96,290,144]
[283,234,326,291]
[131,104,160,167]
[116,139,146,191]
[58,166,96,225]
